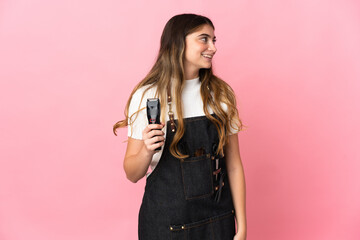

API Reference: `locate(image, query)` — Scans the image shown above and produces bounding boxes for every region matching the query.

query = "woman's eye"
[200,37,216,44]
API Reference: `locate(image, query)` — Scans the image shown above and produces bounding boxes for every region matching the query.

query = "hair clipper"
[146,98,161,151]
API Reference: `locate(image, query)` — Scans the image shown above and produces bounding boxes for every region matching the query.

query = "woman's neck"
[184,70,199,80]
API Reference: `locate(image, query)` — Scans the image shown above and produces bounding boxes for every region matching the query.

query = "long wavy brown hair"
[113,13,243,159]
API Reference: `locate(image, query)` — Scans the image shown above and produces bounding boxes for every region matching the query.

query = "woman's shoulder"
[128,84,158,116]
[131,84,158,102]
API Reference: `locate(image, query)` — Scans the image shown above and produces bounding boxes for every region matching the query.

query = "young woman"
[114,13,247,240]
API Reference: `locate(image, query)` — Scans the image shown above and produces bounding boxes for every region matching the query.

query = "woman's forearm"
[124,124,165,183]
[228,166,247,235]
[124,145,153,183]
[225,134,247,236]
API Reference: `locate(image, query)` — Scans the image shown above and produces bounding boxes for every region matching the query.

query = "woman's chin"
[201,64,212,69]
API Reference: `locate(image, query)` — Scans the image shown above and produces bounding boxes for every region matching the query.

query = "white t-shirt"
[127,77,239,177]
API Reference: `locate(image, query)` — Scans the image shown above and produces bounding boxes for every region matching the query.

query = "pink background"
[1,0,360,239]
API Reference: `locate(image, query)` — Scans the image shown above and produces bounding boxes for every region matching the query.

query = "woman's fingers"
[142,123,164,135]
[145,135,165,144]
[143,128,164,141]
[145,138,165,151]
[143,123,165,137]
[143,135,165,151]
[148,129,164,138]
[142,122,166,152]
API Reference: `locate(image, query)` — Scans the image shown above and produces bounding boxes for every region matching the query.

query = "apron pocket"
[180,154,213,200]
[169,210,235,240]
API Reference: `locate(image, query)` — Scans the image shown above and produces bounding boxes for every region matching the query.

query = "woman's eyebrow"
[197,33,216,39]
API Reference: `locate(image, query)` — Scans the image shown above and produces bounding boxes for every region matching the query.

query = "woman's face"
[184,24,217,77]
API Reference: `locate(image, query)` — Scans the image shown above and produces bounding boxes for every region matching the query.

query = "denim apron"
[138,115,235,239]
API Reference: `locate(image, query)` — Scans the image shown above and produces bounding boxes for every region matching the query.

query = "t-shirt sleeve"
[127,88,148,140]
[220,102,241,135]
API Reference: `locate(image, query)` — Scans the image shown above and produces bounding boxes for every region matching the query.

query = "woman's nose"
[208,42,217,53]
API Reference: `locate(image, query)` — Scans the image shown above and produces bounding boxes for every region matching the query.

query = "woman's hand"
[142,122,165,154]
